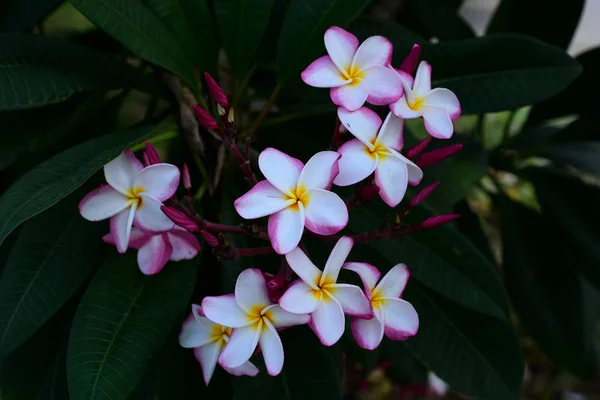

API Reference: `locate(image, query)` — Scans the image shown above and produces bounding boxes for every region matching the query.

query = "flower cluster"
[78,26,461,384]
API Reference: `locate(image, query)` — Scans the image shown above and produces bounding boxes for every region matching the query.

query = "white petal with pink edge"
[330,81,369,112]
[278,280,321,314]
[134,164,180,202]
[202,294,250,328]
[235,268,271,313]
[375,264,410,299]
[79,185,128,221]
[337,107,381,147]
[394,68,415,88]
[425,88,461,120]
[321,236,353,285]
[343,262,381,293]
[267,203,305,255]
[351,307,385,350]
[382,298,419,340]
[297,151,340,191]
[376,112,404,151]
[219,324,261,368]
[423,106,454,139]
[179,312,213,348]
[329,283,373,318]
[259,320,284,376]
[133,194,174,233]
[222,361,260,377]
[268,303,311,328]
[309,293,345,346]
[110,206,136,254]
[374,155,409,207]
[258,148,303,197]
[284,247,321,289]
[301,56,348,88]
[104,149,143,195]
[386,148,423,186]
[389,93,423,119]
[194,342,221,385]
[303,189,348,236]
[137,234,172,275]
[333,139,378,186]
[363,66,403,106]
[324,26,359,73]
[234,180,292,219]
[167,229,201,261]
[352,36,393,70]
[413,61,432,96]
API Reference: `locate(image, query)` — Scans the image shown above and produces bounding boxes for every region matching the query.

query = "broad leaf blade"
[0,0,62,32]
[538,141,600,176]
[179,0,219,75]
[401,0,475,41]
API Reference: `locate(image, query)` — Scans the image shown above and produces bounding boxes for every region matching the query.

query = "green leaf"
[421,34,582,114]
[0,195,104,356]
[67,252,198,400]
[231,326,342,400]
[497,193,598,378]
[0,123,169,246]
[69,0,198,89]
[179,0,219,75]
[349,16,424,60]
[0,0,62,32]
[215,0,275,78]
[0,33,157,110]
[276,0,373,83]
[538,141,600,176]
[401,0,475,41]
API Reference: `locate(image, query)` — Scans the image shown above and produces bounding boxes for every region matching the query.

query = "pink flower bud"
[200,230,219,247]
[416,144,463,169]
[204,73,230,108]
[192,104,218,130]
[405,137,432,160]
[144,141,160,165]
[182,164,191,190]
[263,272,287,303]
[420,214,461,229]
[160,206,199,232]
[359,185,380,201]
[400,44,422,75]
[409,182,440,208]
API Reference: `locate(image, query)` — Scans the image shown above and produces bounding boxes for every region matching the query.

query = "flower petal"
[374,264,410,299]
[104,149,143,195]
[352,36,393,70]
[235,268,272,314]
[324,26,359,74]
[110,206,136,254]
[374,155,408,207]
[259,320,284,376]
[258,148,303,197]
[329,283,373,318]
[79,185,128,221]
[267,203,305,255]
[102,228,150,250]
[278,280,321,314]
[309,293,345,346]
[267,303,311,328]
[424,88,461,120]
[167,229,201,261]
[382,298,419,340]
[363,66,403,105]
[284,247,321,290]
[343,262,381,293]
[333,139,378,186]
[386,148,423,186]
[179,311,214,348]
[321,236,353,285]
[389,94,423,119]
[337,106,381,147]
[194,342,221,385]
[133,194,174,233]
[137,234,173,275]
[134,164,180,202]
[297,151,340,191]
[222,361,260,377]
[423,106,454,139]
[234,180,293,219]
[219,324,261,368]
[351,307,384,350]
[202,294,251,328]
[303,189,348,236]
[301,56,348,88]
[376,112,404,151]
[413,61,432,96]
[330,81,369,112]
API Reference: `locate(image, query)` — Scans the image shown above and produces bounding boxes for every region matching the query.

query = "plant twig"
[248,84,282,136]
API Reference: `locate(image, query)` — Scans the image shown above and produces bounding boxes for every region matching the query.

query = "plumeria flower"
[234,148,348,255]
[335,107,423,207]
[390,61,461,139]
[79,150,179,253]
[202,269,310,376]
[301,26,403,111]
[344,263,419,350]
[102,226,200,275]
[179,304,259,385]
[279,237,373,346]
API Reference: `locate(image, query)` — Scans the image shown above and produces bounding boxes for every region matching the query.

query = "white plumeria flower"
[344,263,419,350]
[279,237,373,346]
[179,304,259,385]
[335,107,423,208]
[234,148,348,255]
[102,226,200,275]
[301,26,403,111]
[202,269,310,376]
[79,150,179,253]
[390,61,461,139]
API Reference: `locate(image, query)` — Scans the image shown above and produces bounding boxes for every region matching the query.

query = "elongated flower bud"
[400,44,422,75]
[204,72,230,108]
[182,164,191,190]
[416,144,463,168]
[192,104,218,130]
[405,137,431,160]
[409,182,440,208]
[144,141,160,165]
[419,214,461,229]
[263,272,287,303]
[161,206,199,232]
[200,230,219,247]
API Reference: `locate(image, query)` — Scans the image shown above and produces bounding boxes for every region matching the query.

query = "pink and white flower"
[102,226,200,275]
[344,263,419,350]
[390,61,461,139]
[279,237,373,346]
[179,304,259,385]
[79,150,179,253]
[335,107,423,207]
[234,148,348,255]
[301,26,403,111]
[202,269,310,376]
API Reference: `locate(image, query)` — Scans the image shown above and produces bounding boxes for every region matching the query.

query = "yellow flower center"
[209,324,232,346]
[286,185,311,210]
[366,140,389,161]
[311,272,338,301]
[370,289,387,309]
[247,305,275,328]
[407,96,424,111]
[341,64,365,86]
[125,186,145,209]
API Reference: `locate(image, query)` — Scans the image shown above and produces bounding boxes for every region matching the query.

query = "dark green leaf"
[0,33,156,110]
[0,0,62,32]
[402,0,475,41]
[67,252,198,400]
[382,340,427,385]
[421,34,582,114]
[538,141,600,176]
[454,200,495,262]
[276,0,373,83]
[37,329,70,400]
[179,0,219,76]
[0,123,169,246]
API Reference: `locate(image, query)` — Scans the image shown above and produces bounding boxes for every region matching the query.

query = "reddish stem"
[330,117,343,150]
[234,246,275,258]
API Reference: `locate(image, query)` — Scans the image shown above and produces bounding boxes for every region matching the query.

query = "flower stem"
[233,246,275,258]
